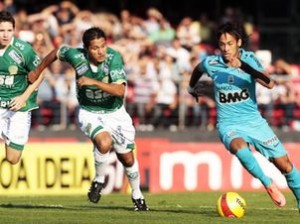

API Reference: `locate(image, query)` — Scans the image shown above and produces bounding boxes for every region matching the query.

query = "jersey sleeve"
[201,57,212,77]
[24,46,41,71]
[109,52,127,84]
[245,52,264,72]
[57,45,72,62]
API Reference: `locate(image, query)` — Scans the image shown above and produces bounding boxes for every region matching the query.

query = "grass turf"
[0,192,298,224]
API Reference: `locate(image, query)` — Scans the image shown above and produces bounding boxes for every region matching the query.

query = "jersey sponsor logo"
[262,136,279,147]
[8,65,18,75]
[74,53,85,60]
[8,50,22,64]
[15,42,25,51]
[110,69,126,80]
[249,54,263,70]
[32,55,41,67]
[208,59,219,65]
[76,64,89,75]
[60,46,70,54]
[0,99,11,108]
[219,88,250,103]
[226,131,237,137]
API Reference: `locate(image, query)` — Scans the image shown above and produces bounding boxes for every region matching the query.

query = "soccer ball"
[216,192,246,218]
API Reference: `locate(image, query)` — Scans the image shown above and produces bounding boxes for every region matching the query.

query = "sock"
[235,147,272,187]
[125,160,143,199]
[93,147,109,183]
[284,165,300,208]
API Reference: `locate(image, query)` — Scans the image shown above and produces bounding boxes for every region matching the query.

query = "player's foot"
[132,198,149,211]
[265,182,286,207]
[87,181,104,203]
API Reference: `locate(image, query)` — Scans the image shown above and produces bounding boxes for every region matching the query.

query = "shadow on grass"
[0,203,218,217]
[0,203,132,212]
[149,208,218,217]
[0,203,65,209]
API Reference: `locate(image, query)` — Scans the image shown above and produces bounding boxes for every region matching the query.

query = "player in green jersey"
[28,27,149,211]
[0,10,43,165]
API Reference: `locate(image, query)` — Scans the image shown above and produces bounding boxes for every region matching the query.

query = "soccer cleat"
[265,182,286,207]
[132,198,149,211]
[87,181,104,203]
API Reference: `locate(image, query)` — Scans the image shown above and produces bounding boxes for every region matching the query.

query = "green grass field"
[0,192,298,224]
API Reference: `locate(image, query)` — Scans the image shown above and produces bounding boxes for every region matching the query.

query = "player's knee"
[99,140,112,153]
[272,158,293,174]
[118,153,134,167]
[6,156,21,165]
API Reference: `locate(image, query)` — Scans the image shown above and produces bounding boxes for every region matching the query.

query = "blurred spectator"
[149,17,175,47]
[176,16,201,49]
[32,69,61,130]
[127,55,159,131]
[55,66,78,130]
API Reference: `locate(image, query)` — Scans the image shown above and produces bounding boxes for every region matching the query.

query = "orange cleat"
[265,182,286,207]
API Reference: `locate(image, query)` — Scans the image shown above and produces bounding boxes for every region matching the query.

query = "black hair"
[0,10,15,28]
[82,27,106,48]
[217,22,248,47]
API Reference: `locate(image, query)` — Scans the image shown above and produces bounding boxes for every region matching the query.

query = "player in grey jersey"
[0,11,43,165]
[28,27,148,211]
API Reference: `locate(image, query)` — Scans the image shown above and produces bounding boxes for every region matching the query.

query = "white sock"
[125,159,143,199]
[93,147,109,183]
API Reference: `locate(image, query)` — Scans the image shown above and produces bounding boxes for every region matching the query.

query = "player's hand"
[187,86,199,102]
[28,71,40,84]
[77,76,96,88]
[9,96,26,111]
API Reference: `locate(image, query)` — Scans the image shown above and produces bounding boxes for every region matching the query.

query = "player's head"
[0,10,15,48]
[217,22,247,62]
[83,27,107,64]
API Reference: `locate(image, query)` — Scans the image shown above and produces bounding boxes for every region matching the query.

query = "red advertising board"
[136,139,300,193]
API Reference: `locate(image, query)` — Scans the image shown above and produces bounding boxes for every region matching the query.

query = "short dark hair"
[217,22,248,47]
[0,10,15,28]
[82,27,106,48]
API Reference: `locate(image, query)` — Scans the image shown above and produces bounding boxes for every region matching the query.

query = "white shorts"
[78,106,136,154]
[0,108,31,150]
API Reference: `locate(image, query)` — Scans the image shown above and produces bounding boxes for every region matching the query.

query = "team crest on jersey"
[8,50,22,64]
[228,75,234,84]
[8,65,18,75]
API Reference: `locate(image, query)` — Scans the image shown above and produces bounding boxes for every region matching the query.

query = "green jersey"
[0,37,40,111]
[58,46,126,113]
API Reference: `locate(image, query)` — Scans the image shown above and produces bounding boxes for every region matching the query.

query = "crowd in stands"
[3,0,300,132]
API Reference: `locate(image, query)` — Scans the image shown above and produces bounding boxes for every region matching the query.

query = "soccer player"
[0,11,43,165]
[188,22,300,212]
[28,27,149,211]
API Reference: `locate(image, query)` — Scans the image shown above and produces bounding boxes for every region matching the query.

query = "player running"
[188,22,300,212]
[0,10,43,165]
[28,27,148,211]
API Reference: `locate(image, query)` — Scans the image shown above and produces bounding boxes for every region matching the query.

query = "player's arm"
[28,49,58,83]
[9,72,45,111]
[187,62,206,101]
[77,77,126,98]
[239,60,274,89]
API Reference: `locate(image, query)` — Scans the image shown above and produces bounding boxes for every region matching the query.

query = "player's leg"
[230,137,286,207]
[272,155,300,212]
[2,110,30,165]
[87,131,113,203]
[112,106,148,211]
[230,138,272,187]
[117,150,149,211]
[77,108,113,203]
[5,146,22,164]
